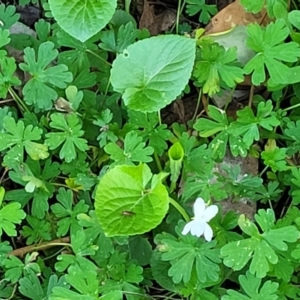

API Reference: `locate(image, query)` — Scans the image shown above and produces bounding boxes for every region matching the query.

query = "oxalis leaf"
[48,0,117,42]
[95,163,169,236]
[111,35,196,112]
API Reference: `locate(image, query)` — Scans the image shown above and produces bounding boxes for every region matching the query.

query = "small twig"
[248,84,255,108]
[0,99,14,104]
[9,236,70,258]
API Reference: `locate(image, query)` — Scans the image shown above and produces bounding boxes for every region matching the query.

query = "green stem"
[171,0,186,33]
[52,183,71,189]
[283,102,300,112]
[123,291,153,299]
[124,0,131,13]
[86,49,111,66]
[169,197,190,222]
[157,111,162,126]
[8,87,29,113]
[154,151,163,172]
[192,89,202,120]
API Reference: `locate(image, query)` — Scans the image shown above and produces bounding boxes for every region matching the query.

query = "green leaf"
[129,236,152,266]
[193,43,244,96]
[158,221,221,284]
[289,10,300,30]
[0,116,49,168]
[0,4,20,29]
[45,113,89,163]
[3,255,24,283]
[0,56,21,98]
[244,19,300,85]
[0,201,26,237]
[221,211,299,278]
[261,147,288,172]
[99,21,143,53]
[48,0,117,42]
[104,131,154,165]
[240,0,264,13]
[21,215,51,245]
[19,270,45,300]
[229,100,280,148]
[186,0,217,24]
[222,271,279,300]
[95,164,169,236]
[128,110,172,155]
[111,35,195,112]
[51,188,89,236]
[19,41,73,111]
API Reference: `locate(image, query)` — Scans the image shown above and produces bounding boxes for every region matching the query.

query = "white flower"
[182,197,218,241]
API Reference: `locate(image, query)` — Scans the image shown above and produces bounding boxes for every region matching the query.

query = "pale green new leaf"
[111,35,195,112]
[95,164,169,236]
[48,0,117,42]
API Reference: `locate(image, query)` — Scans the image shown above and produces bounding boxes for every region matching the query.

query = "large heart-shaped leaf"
[48,0,117,42]
[95,164,169,236]
[111,35,196,112]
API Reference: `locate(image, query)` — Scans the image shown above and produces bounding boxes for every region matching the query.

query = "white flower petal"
[203,223,213,241]
[190,220,205,237]
[203,205,218,222]
[193,197,206,219]
[182,221,194,235]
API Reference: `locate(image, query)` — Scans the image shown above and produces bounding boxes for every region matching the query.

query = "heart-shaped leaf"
[111,35,196,112]
[95,164,169,236]
[48,0,117,42]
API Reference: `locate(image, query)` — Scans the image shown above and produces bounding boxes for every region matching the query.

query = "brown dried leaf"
[205,0,270,35]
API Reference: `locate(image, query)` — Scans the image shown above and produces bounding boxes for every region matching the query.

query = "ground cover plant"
[1,0,300,299]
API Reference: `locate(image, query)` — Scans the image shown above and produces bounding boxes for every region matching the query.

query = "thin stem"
[169,197,190,222]
[248,84,254,108]
[192,89,202,120]
[157,111,162,126]
[52,183,71,189]
[123,291,153,300]
[86,49,111,66]
[154,151,163,172]
[8,87,29,113]
[176,0,182,34]
[283,101,300,112]
[104,75,111,98]
[172,0,186,33]
[0,99,14,104]
[259,165,269,177]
